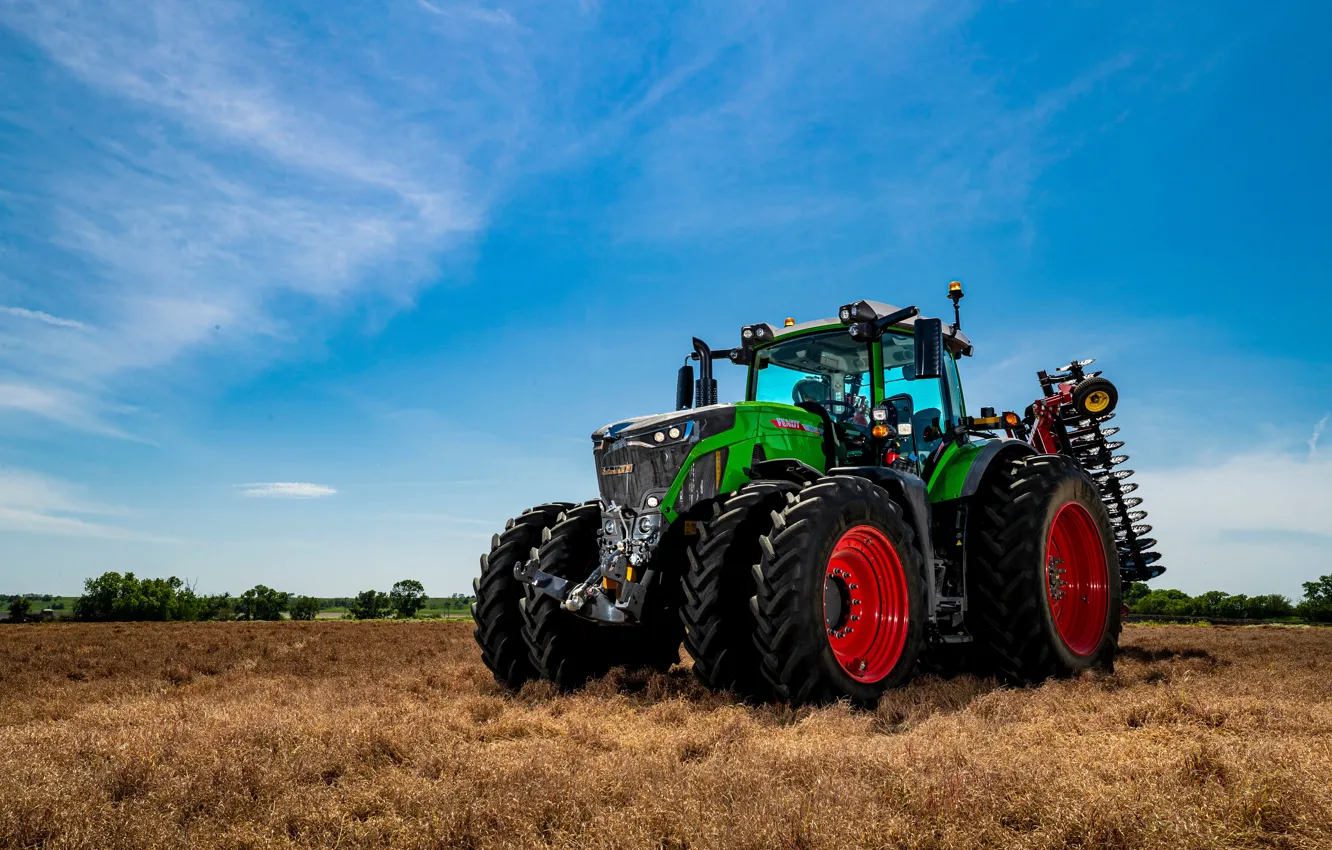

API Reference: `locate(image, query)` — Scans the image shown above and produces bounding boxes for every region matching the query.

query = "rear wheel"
[473,503,573,689]
[681,480,799,700]
[751,476,925,705]
[967,455,1121,682]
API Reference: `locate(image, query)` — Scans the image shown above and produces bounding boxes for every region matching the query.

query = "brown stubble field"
[1,622,1330,850]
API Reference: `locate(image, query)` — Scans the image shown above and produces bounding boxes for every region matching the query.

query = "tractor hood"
[591,404,738,514]
[590,403,734,443]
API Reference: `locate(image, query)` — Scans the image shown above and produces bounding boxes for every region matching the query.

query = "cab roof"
[757,300,973,356]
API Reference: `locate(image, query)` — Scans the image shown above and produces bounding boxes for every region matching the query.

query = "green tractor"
[473,283,1164,704]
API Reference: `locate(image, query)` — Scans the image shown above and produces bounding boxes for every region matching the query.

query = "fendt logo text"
[771,418,824,435]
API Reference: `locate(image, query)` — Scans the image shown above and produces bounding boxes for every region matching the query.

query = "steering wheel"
[814,399,857,422]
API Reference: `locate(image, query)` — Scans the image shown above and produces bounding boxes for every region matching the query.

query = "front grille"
[594,441,693,509]
[590,406,737,513]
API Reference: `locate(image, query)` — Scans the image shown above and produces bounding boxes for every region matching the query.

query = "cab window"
[880,332,947,461]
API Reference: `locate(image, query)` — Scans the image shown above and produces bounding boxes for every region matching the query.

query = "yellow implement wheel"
[1084,390,1111,413]
[1072,377,1118,418]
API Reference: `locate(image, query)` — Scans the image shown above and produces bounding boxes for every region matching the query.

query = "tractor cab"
[743,307,971,474]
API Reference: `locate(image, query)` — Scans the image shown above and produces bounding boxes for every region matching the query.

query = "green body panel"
[659,401,826,522]
[926,438,993,502]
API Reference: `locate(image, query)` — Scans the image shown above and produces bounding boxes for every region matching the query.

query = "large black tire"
[751,476,927,705]
[520,501,683,687]
[521,501,616,688]
[967,454,1122,683]
[473,503,574,689]
[681,480,799,700]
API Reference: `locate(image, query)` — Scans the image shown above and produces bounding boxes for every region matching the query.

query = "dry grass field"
[2,621,1330,850]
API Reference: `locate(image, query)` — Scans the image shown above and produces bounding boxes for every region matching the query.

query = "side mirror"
[676,364,695,410]
[913,318,944,380]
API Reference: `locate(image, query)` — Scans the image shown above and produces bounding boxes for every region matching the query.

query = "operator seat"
[912,407,943,457]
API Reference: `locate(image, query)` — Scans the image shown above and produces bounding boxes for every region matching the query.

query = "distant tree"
[73,572,199,621]
[6,596,31,622]
[1124,582,1151,606]
[289,596,322,621]
[198,593,236,621]
[348,589,390,620]
[236,585,290,621]
[1296,574,1332,623]
[1131,588,1195,617]
[390,580,427,619]
[1244,594,1294,620]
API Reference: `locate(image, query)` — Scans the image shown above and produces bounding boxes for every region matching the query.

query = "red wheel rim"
[1045,502,1109,656]
[823,525,909,683]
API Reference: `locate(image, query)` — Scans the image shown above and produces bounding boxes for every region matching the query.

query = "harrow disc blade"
[1099,427,1120,438]
[1109,455,1130,466]
[1067,425,1105,439]
[1127,510,1147,522]
[1118,482,1139,495]
[1121,537,1158,551]
[1094,469,1135,483]
[1058,359,1096,372]
[1132,524,1153,535]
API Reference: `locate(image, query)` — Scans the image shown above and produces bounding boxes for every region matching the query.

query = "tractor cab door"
[879,332,966,471]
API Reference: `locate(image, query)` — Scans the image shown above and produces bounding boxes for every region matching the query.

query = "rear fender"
[957,439,1038,500]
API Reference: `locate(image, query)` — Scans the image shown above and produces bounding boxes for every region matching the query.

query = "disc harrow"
[1037,358,1165,582]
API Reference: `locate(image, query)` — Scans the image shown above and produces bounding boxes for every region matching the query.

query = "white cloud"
[0,306,85,329]
[1137,451,1332,598]
[240,482,338,499]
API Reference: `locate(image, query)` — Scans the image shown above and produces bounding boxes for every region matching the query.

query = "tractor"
[472,283,1164,704]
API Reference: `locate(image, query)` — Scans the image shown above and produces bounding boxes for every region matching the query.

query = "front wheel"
[751,476,926,705]
[967,454,1122,683]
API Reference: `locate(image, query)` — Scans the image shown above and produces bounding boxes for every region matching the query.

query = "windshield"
[751,331,872,423]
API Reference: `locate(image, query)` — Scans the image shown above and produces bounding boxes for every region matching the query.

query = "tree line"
[3,573,475,623]
[9,572,1332,625]
[1126,575,1332,623]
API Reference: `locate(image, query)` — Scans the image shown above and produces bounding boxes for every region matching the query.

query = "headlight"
[872,408,888,423]
[653,431,666,443]
[668,426,681,439]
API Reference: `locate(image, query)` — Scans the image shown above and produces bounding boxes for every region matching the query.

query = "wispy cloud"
[0,467,164,541]
[1309,413,1329,457]
[0,306,85,329]
[0,0,527,437]
[0,383,137,440]
[240,482,338,499]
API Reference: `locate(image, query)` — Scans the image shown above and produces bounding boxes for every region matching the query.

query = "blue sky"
[1,0,1329,599]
